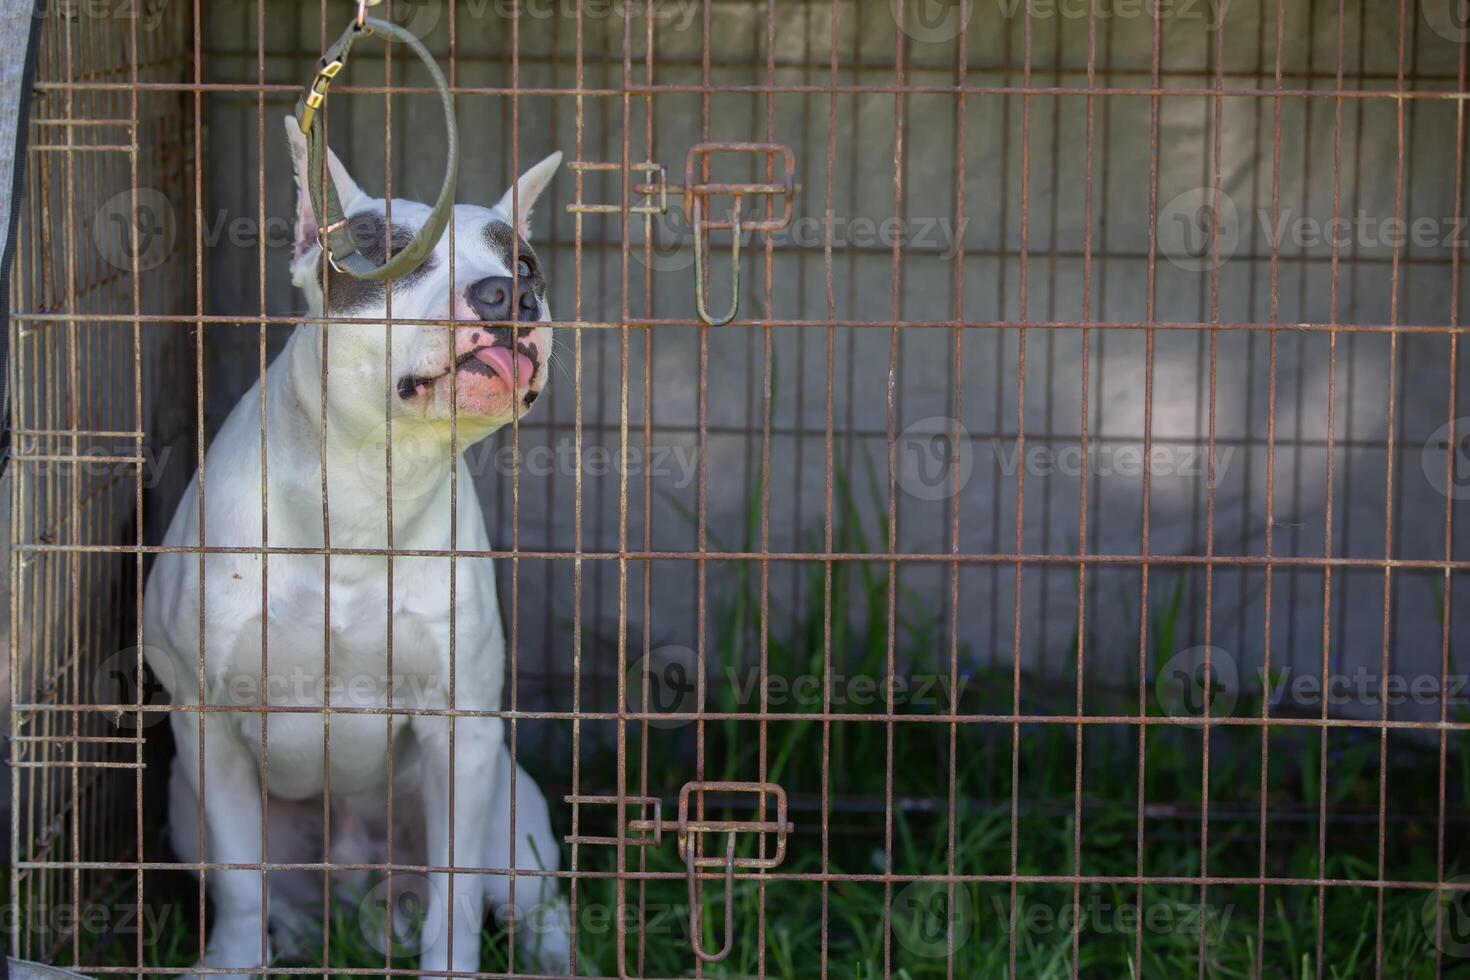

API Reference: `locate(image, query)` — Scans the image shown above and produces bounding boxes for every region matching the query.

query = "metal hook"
[686,832,737,963]
[692,196,741,327]
[355,0,382,30]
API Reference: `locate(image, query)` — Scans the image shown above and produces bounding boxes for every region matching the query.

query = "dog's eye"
[516,256,534,278]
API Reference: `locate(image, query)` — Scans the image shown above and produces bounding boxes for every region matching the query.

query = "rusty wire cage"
[8,0,1470,976]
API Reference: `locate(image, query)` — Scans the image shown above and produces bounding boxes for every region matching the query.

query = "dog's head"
[284,116,560,441]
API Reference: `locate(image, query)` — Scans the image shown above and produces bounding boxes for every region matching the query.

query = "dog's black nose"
[467,275,539,322]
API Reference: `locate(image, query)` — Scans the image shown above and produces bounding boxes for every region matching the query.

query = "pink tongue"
[473,346,536,387]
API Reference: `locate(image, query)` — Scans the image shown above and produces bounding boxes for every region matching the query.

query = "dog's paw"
[530,942,573,977]
[192,921,270,980]
[511,898,573,976]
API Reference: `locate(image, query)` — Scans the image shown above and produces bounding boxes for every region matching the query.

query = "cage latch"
[565,143,798,327]
[682,142,796,326]
[563,780,792,966]
[675,780,791,962]
[565,160,669,217]
[561,793,664,849]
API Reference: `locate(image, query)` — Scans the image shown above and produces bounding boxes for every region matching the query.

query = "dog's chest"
[218,555,466,798]
[222,554,450,675]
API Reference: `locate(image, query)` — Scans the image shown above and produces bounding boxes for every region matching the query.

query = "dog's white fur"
[143,118,569,976]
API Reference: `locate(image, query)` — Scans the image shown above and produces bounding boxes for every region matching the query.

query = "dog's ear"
[495,151,562,240]
[283,114,366,263]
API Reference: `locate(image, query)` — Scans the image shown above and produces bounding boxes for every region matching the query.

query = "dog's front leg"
[167,709,270,976]
[413,712,502,976]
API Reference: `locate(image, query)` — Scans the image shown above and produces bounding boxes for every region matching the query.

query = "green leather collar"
[293,17,458,282]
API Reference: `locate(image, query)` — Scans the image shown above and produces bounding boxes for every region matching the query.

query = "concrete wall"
[182,0,1470,730]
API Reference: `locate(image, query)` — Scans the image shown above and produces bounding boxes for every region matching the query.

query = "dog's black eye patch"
[347,212,435,279]
[318,211,437,312]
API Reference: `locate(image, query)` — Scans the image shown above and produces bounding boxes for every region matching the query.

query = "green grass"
[51,451,1470,977]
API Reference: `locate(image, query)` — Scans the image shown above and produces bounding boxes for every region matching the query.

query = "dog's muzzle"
[467,275,540,322]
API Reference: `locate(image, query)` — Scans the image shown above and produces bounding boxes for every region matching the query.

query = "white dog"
[142,116,570,976]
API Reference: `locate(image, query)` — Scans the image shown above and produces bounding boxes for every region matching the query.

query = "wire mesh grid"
[7,0,1470,976]
[7,0,195,968]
